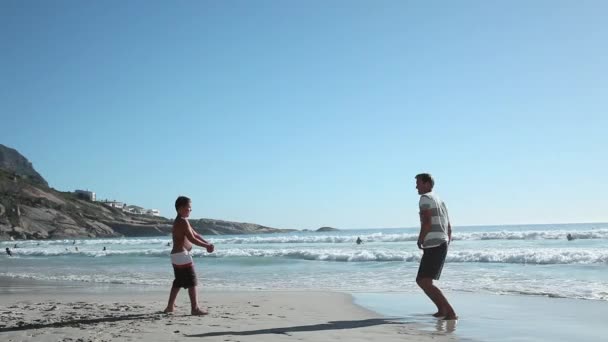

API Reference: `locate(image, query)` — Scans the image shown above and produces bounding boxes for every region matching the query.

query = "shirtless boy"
[163,196,214,315]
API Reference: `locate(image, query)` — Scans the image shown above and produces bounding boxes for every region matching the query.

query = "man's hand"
[417,238,423,250]
[206,244,214,253]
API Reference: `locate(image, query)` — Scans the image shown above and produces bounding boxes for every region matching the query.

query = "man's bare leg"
[188,286,207,315]
[164,287,180,313]
[417,278,457,320]
[416,277,442,315]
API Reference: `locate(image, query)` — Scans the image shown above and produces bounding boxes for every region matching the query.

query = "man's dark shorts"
[172,265,198,289]
[417,242,448,280]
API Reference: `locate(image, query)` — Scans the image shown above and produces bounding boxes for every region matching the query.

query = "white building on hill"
[101,200,125,209]
[75,190,96,201]
[146,209,161,216]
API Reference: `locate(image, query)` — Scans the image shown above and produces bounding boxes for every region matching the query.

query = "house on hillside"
[101,200,125,209]
[146,209,161,216]
[75,190,96,201]
[124,205,145,215]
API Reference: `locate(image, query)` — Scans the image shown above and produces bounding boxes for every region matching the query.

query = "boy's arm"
[192,230,210,244]
[178,220,213,251]
[191,229,215,253]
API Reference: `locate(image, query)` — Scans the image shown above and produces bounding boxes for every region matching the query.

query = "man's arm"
[417,195,435,249]
[448,222,452,244]
[418,209,433,249]
[442,202,452,244]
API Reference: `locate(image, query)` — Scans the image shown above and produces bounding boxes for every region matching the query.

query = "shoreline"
[0,280,457,342]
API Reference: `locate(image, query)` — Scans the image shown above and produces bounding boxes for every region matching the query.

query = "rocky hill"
[0,144,291,240]
[0,144,48,187]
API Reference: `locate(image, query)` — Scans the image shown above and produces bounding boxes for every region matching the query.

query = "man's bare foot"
[191,307,208,316]
[432,312,447,318]
[442,313,458,320]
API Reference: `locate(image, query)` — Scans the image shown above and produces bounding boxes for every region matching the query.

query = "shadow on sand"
[0,312,170,332]
[185,318,403,337]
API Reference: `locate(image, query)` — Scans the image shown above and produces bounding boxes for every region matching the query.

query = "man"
[5,247,12,257]
[163,196,215,315]
[415,173,457,320]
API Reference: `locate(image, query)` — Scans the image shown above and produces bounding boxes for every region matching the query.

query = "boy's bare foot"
[191,307,208,316]
[163,304,177,313]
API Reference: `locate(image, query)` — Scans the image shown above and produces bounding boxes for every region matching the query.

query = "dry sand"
[0,289,458,341]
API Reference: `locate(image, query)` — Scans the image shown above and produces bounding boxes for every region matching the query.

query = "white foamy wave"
[209,247,608,264]
[6,246,608,264]
[448,249,608,264]
[459,229,608,241]
[1,272,167,286]
[3,248,172,258]
[213,229,608,244]
[211,248,420,262]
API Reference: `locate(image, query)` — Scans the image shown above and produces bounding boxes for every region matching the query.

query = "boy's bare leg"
[188,286,207,315]
[163,287,180,313]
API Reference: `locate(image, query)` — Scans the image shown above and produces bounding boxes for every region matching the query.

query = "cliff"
[0,144,291,240]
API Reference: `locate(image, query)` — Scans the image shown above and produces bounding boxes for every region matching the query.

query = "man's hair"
[415,173,435,188]
[175,196,191,212]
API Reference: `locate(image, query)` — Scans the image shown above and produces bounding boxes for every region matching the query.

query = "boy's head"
[175,196,192,218]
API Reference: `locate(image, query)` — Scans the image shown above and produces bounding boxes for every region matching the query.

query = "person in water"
[356,237,363,245]
[567,233,574,241]
[163,196,214,315]
[5,247,12,257]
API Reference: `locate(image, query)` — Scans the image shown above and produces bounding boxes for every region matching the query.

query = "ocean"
[2,223,607,301]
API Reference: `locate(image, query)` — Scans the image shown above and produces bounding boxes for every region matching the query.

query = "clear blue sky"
[1,1,607,229]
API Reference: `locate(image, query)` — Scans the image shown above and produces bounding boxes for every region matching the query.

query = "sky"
[1,0,607,229]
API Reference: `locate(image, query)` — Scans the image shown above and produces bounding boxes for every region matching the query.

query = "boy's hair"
[175,196,191,212]
[415,173,435,189]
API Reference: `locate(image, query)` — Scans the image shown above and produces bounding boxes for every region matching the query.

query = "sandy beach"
[0,285,457,342]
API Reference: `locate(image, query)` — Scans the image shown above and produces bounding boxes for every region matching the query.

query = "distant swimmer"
[13,244,18,248]
[73,240,76,245]
[103,246,107,251]
[75,247,79,251]
[5,247,12,257]
[166,242,171,247]
[356,237,363,245]
[567,233,574,241]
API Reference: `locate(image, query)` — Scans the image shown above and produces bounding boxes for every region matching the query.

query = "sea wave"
[214,229,608,244]
[7,247,607,264]
[1,229,607,249]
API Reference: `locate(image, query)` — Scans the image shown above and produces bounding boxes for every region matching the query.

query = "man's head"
[175,196,192,218]
[415,173,434,195]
